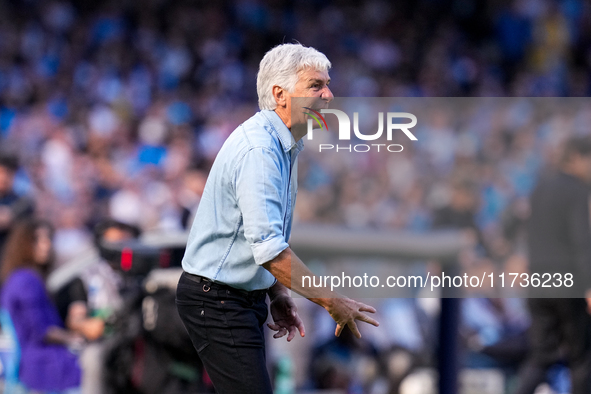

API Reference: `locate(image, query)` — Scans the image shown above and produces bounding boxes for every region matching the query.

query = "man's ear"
[272,85,287,108]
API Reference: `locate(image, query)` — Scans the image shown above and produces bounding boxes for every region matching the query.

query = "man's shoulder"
[533,171,590,204]
[237,111,283,149]
[211,111,286,174]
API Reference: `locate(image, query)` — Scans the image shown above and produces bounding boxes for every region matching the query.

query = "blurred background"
[0,0,590,393]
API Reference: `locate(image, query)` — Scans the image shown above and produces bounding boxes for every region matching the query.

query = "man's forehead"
[298,68,330,82]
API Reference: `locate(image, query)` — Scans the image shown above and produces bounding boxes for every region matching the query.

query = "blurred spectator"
[0,218,82,394]
[177,164,207,229]
[463,295,530,368]
[0,153,33,257]
[379,298,433,394]
[53,205,95,266]
[309,327,382,394]
[432,179,484,254]
[515,136,591,394]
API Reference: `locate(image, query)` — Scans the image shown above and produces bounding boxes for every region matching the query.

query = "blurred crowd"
[1,0,590,260]
[1,0,591,393]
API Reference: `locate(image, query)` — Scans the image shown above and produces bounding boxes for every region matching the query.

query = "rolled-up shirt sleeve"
[234,146,289,265]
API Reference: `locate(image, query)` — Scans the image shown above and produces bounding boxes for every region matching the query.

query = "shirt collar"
[261,110,305,155]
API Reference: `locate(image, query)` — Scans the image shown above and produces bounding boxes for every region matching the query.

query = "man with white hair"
[176,43,379,393]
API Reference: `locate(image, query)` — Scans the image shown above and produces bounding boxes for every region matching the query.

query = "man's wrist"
[268,281,290,301]
[309,297,335,311]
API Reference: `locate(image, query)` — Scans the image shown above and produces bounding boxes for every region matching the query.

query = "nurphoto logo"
[303,107,418,153]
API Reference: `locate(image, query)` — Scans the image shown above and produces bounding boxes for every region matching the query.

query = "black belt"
[183,272,268,301]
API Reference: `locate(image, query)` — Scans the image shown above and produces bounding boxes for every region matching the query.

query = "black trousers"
[516,298,591,394]
[176,272,272,394]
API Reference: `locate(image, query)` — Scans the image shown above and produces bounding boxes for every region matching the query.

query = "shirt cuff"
[251,234,289,266]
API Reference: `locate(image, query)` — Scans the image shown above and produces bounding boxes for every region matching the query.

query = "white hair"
[256,43,331,110]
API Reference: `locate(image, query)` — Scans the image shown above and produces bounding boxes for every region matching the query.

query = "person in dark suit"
[516,136,591,394]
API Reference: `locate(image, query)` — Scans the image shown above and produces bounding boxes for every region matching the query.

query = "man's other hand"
[267,294,306,341]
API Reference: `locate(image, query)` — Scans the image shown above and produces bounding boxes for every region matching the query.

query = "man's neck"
[273,109,306,143]
[274,108,290,129]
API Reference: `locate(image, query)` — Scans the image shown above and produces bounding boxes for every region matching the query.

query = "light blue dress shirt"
[182,110,303,291]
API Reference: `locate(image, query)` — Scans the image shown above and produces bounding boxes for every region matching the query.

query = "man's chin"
[291,122,308,133]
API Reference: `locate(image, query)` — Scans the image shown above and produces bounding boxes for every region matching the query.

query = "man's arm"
[232,147,379,337]
[264,247,379,338]
[66,301,105,341]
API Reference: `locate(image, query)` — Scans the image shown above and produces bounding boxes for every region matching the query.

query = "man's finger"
[358,303,376,313]
[335,323,344,337]
[273,328,288,339]
[296,317,306,337]
[347,321,362,339]
[287,325,296,342]
[356,313,380,327]
[267,323,280,331]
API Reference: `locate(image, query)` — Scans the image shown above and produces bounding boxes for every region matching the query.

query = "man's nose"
[321,86,334,103]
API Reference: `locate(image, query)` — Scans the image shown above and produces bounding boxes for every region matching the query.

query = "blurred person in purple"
[0,218,82,394]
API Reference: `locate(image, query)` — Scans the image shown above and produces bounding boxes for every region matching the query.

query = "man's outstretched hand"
[323,297,379,339]
[263,248,379,340]
[268,294,306,341]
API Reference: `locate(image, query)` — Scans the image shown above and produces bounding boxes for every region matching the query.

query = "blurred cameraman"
[55,219,140,394]
[0,152,33,256]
